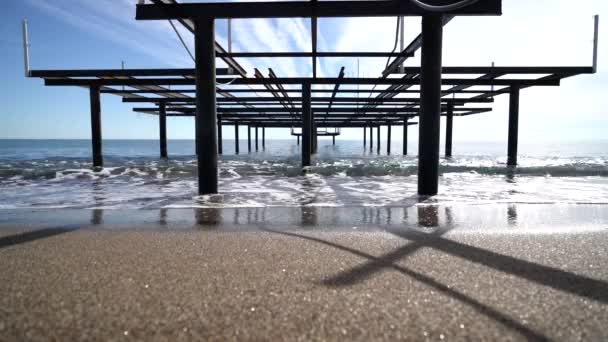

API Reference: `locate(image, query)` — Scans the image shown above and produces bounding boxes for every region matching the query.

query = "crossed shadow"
[262,219,608,341]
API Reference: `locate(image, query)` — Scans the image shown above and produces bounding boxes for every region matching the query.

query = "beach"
[1,205,608,341]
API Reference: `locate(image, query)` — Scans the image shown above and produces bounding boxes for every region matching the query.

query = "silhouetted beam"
[104,89,504,94]
[45,78,559,86]
[29,68,230,78]
[392,66,594,75]
[383,15,453,77]
[217,52,414,58]
[136,0,502,19]
[149,0,246,77]
[123,97,494,103]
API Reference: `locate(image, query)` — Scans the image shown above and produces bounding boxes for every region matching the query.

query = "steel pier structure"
[27,0,599,196]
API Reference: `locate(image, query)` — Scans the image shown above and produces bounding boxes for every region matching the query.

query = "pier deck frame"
[28,2,599,196]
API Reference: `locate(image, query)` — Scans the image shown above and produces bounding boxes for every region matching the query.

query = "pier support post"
[377,125,381,154]
[445,103,453,158]
[387,123,392,155]
[507,86,520,166]
[302,83,312,167]
[312,122,318,154]
[297,135,300,145]
[247,125,252,153]
[255,126,259,151]
[217,119,223,155]
[403,118,408,155]
[89,85,103,167]
[369,125,373,151]
[194,17,218,195]
[262,127,266,149]
[332,135,335,145]
[363,126,367,147]
[159,101,168,158]
[234,123,239,154]
[418,15,443,196]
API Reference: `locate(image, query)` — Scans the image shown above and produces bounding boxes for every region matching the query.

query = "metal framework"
[27,0,599,197]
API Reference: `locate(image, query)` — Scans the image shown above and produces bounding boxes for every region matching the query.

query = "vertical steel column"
[403,118,408,155]
[217,119,223,155]
[363,126,367,146]
[445,103,453,158]
[234,123,239,154]
[418,15,443,196]
[255,126,259,151]
[387,123,392,155]
[262,127,266,149]
[89,85,103,167]
[297,135,300,145]
[247,125,252,153]
[332,135,335,145]
[159,101,168,158]
[195,17,218,194]
[369,125,373,150]
[302,83,312,167]
[312,121,318,154]
[376,125,381,154]
[507,86,520,166]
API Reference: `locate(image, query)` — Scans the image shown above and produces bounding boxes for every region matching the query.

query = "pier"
[27,0,598,196]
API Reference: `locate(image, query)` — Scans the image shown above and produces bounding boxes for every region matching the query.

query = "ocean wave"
[1,156,608,183]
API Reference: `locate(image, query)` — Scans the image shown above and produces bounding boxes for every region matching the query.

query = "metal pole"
[312,121,318,153]
[234,123,239,154]
[332,135,335,145]
[262,126,266,149]
[507,86,520,166]
[159,101,168,158]
[403,118,408,155]
[399,16,405,74]
[218,119,223,154]
[377,125,381,154]
[22,19,30,77]
[369,125,373,150]
[445,103,453,158]
[387,123,392,155]
[89,85,103,167]
[195,17,218,194]
[255,126,259,151]
[418,15,443,196]
[302,83,312,167]
[297,135,300,145]
[363,126,367,146]
[247,125,252,152]
[593,15,599,73]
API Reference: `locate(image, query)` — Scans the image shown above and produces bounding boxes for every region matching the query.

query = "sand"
[1,206,608,341]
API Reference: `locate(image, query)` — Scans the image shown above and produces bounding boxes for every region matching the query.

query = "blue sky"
[0,0,606,142]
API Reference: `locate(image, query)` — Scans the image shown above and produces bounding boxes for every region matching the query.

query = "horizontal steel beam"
[136,0,502,19]
[29,68,229,78]
[45,77,559,86]
[121,97,494,103]
[393,66,594,75]
[216,52,414,58]
[103,88,505,95]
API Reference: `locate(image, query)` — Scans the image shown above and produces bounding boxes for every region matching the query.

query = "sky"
[0,0,606,143]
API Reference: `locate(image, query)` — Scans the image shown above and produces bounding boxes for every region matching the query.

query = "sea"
[1,139,608,210]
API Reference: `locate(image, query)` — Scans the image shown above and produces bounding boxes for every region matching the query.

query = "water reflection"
[301,207,318,226]
[507,205,517,226]
[417,206,439,227]
[90,209,104,225]
[194,208,222,227]
[159,208,168,226]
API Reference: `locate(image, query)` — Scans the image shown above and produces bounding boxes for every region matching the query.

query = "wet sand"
[1,205,608,341]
